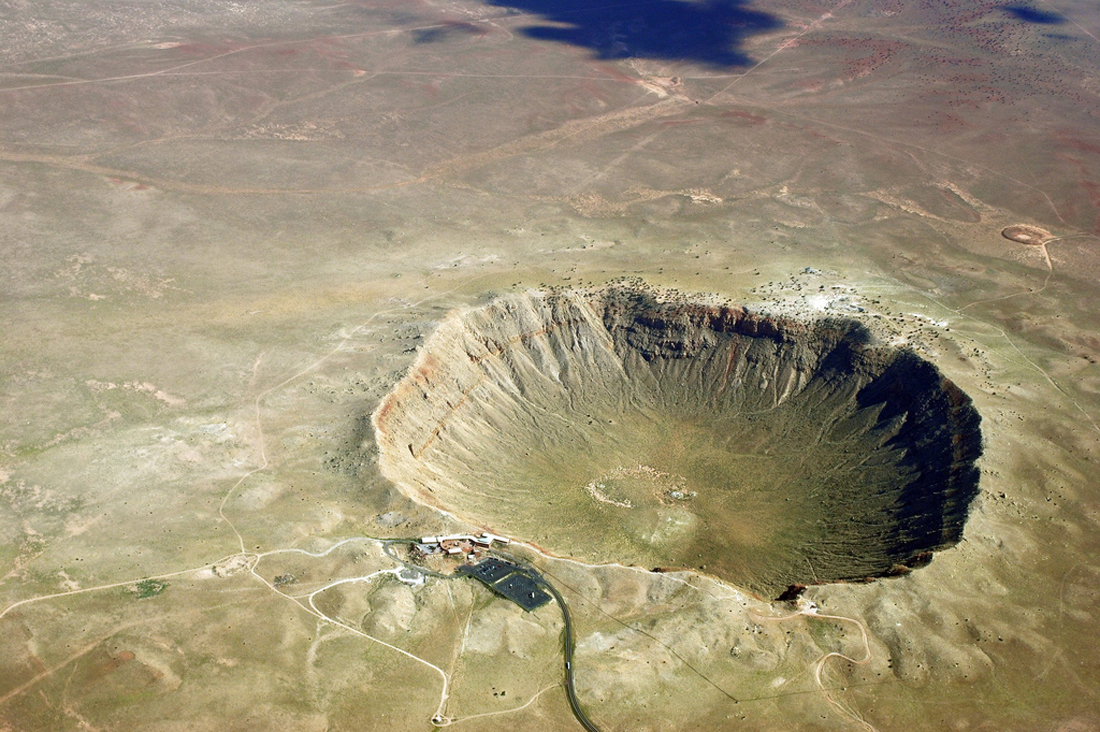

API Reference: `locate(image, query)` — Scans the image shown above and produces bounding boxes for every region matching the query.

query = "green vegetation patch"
[130,579,169,599]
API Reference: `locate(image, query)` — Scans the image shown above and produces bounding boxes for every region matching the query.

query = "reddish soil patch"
[83,649,136,685]
[720,109,767,126]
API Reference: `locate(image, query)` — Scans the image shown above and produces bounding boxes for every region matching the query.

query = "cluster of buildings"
[412,532,550,612]
[411,532,550,612]
[414,532,510,561]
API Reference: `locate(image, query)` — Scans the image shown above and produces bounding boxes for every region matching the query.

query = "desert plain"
[2,0,1100,730]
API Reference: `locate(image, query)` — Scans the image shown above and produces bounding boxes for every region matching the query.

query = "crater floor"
[374,286,982,595]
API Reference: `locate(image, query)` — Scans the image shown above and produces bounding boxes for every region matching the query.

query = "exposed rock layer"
[373,287,982,595]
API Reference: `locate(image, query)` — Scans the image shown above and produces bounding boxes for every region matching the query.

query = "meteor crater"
[373,286,982,595]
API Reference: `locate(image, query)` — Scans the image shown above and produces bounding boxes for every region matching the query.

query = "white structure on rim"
[418,532,510,549]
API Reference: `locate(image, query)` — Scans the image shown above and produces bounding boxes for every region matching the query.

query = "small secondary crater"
[1001,224,1051,245]
[373,286,982,595]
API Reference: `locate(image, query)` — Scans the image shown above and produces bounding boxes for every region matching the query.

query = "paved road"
[489,549,603,732]
[534,573,604,732]
[391,542,603,732]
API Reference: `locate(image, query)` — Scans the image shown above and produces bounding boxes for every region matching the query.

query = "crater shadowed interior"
[373,286,982,595]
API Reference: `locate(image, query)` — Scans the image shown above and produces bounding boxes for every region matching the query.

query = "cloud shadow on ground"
[484,0,783,67]
[1002,4,1065,24]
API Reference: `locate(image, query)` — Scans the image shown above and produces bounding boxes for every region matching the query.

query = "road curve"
[534,574,604,732]
[391,541,603,732]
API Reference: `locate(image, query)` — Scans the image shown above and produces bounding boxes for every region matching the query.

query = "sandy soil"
[2,0,1100,730]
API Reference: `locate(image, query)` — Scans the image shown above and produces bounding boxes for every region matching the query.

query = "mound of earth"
[1001,224,1051,245]
[373,286,982,595]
